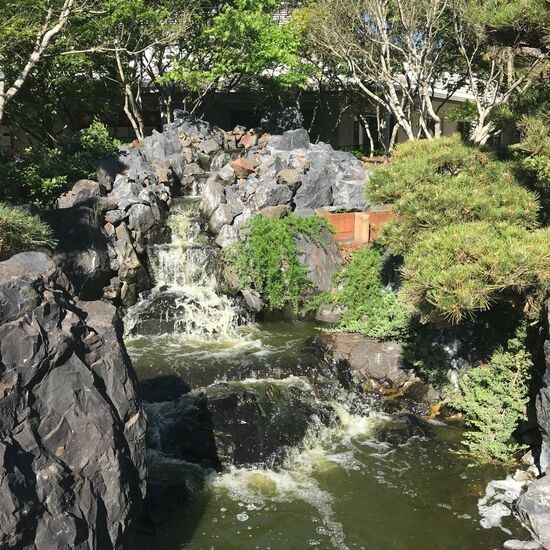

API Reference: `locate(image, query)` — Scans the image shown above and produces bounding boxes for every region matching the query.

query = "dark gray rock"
[214,224,239,248]
[260,107,304,134]
[0,252,146,550]
[295,228,342,294]
[139,375,190,404]
[204,381,333,468]
[209,205,235,234]
[294,162,334,210]
[142,129,183,164]
[253,183,293,209]
[128,204,157,234]
[308,332,414,391]
[40,206,112,300]
[96,157,122,191]
[332,178,368,210]
[56,179,106,209]
[118,147,157,185]
[268,129,310,151]
[241,288,263,313]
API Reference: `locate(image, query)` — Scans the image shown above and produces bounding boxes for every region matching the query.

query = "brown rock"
[260,205,290,219]
[231,158,255,179]
[276,168,302,191]
[239,134,258,149]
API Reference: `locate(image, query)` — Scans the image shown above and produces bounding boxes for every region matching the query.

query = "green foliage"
[367,135,539,254]
[0,202,56,260]
[159,0,309,101]
[229,215,330,313]
[449,330,532,462]
[333,247,411,341]
[512,113,550,225]
[0,123,119,207]
[401,221,550,324]
[445,101,478,122]
[403,320,450,388]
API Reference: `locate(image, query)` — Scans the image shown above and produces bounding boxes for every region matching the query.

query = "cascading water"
[125,197,249,340]
[125,173,529,549]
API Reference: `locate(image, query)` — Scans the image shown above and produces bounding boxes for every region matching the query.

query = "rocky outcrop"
[308,332,439,406]
[199,127,370,249]
[0,252,146,549]
[142,377,332,470]
[516,298,550,548]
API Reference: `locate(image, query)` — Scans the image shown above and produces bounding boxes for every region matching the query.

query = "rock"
[96,157,121,191]
[200,178,225,219]
[128,203,157,234]
[241,288,263,313]
[40,206,112,300]
[231,158,255,179]
[375,413,433,445]
[209,204,235,234]
[142,129,183,163]
[0,253,146,550]
[332,178,368,210]
[314,303,344,325]
[218,163,236,183]
[56,179,106,208]
[139,375,190,403]
[215,224,239,248]
[200,138,221,154]
[239,134,258,149]
[203,381,333,468]
[268,128,310,151]
[516,476,550,549]
[294,162,334,210]
[536,298,550,473]
[503,540,541,550]
[276,168,302,191]
[118,147,157,185]
[253,184,293,209]
[260,205,291,219]
[110,174,143,205]
[295,228,342,294]
[105,208,128,224]
[260,108,304,134]
[308,332,414,391]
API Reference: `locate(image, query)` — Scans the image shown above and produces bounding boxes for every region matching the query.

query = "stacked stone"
[199,128,370,249]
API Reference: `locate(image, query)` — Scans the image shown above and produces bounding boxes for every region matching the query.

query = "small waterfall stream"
[125,197,249,340]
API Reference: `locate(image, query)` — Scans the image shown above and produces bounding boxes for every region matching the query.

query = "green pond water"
[126,321,529,550]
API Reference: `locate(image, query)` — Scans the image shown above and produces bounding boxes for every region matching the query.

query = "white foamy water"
[478,477,527,533]
[125,198,251,341]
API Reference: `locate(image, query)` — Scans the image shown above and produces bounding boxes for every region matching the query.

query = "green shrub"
[401,221,550,324]
[0,122,119,207]
[229,214,330,312]
[333,246,411,341]
[366,135,539,254]
[0,203,56,260]
[512,114,550,225]
[448,331,531,462]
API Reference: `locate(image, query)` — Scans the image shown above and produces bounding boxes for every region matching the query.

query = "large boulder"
[0,252,146,550]
[308,332,413,391]
[40,206,112,300]
[516,476,550,549]
[295,228,342,295]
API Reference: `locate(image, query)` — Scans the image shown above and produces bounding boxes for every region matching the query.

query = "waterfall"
[125,197,249,340]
